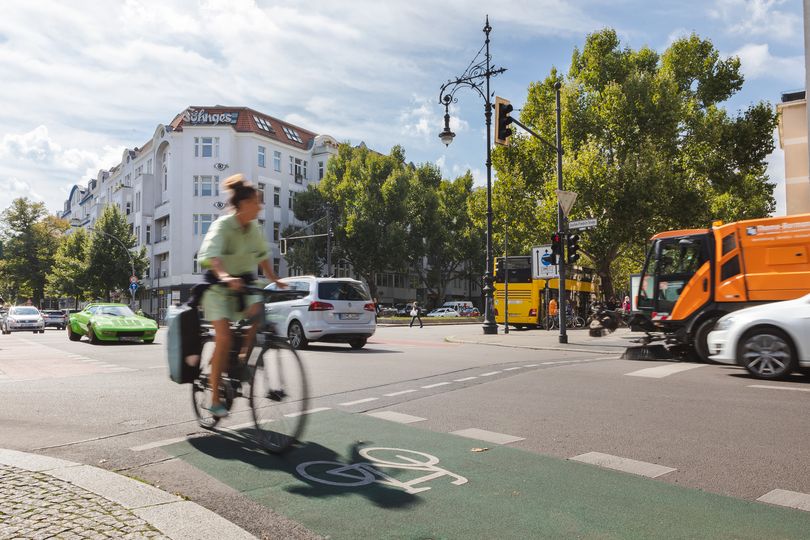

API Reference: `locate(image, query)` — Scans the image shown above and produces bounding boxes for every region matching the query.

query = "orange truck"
[634,213,810,360]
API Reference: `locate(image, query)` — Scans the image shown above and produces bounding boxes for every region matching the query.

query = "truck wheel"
[739,328,796,380]
[693,317,720,363]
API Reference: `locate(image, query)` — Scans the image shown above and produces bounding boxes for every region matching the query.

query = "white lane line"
[570,452,676,478]
[130,436,191,452]
[625,363,705,379]
[366,411,426,424]
[451,428,525,445]
[421,382,451,389]
[384,389,417,397]
[524,364,539,367]
[339,398,379,406]
[503,367,522,371]
[748,385,810,393]
[480,371,501,377]
[285,407,332,418]
[757,489,810,512]
[453,377,478,382]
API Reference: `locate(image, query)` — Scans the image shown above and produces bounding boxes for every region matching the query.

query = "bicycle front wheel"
[250,339,309,453]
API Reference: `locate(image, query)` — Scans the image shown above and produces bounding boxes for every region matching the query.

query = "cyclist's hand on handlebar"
[222,276,245,291]
[274,280,289,289]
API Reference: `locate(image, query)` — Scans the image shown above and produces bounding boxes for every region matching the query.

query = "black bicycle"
[191,286,309,454]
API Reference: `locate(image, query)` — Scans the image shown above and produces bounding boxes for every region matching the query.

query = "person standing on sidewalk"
[409,301,423,328]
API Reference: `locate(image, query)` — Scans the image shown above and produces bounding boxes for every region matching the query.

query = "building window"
[146,225,151,244]
[135,226,140,243]
[193,175,219,197]
[273,151,281,171]
[289,190,294,210]
[318,161,324,180]
[147,159,153,174]
[273,186,280,207]
[257,182,266,203]
[194,137,219,158]
[258,146,266,168]
[193,252,200,274]
[125,202,131,215]
[135,191,141,212]
[282,125,303,143]
[273,257,280,275]
[162,162,168,191]
[273,221,280,242]
[193,214,216,236]
[291,157,305,183]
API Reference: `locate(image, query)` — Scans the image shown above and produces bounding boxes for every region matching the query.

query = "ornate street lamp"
[438,16,505,335]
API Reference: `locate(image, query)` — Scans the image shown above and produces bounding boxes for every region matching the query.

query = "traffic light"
[550,232,563,264]
[494,96,513,146]
[567,234,581,264]
[494,257,504,280]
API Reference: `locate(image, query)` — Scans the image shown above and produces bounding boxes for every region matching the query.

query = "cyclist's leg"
[239,302,263,362]
[209,319,232,409]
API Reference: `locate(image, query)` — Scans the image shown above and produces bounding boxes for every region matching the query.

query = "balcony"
[155,199,171,219]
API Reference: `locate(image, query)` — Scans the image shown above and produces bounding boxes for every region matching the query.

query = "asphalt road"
[1,325,808,538]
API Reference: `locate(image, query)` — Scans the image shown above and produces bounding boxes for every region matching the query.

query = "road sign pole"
[554,82,567,344]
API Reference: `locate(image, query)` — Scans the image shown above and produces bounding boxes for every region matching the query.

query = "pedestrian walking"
[409,301,423,328]
[622,295,631,314]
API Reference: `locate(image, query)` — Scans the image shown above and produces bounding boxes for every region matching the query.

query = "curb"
[0,448,257,540]
[443,335,627,355]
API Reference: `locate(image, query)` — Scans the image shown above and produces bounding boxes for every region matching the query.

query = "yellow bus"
[493,255,596,329]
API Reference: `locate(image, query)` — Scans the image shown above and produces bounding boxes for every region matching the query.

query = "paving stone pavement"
[0,464,169,540]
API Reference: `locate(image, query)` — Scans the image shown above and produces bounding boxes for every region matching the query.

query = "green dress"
[198,214,269,321]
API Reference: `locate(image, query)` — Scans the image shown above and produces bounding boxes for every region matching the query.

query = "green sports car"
[67,303,158,344]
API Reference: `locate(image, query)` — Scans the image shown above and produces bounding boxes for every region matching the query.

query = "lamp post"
[438,15,506,335]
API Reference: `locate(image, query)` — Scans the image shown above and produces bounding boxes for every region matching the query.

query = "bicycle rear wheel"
[250,338,309,453]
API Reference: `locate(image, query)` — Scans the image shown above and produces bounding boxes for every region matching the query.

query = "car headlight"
[714,316,736,331]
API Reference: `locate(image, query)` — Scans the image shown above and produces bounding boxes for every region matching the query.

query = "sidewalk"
[445,327,638,354]
[0,449,256,540]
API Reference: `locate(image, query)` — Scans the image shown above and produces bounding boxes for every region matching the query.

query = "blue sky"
[0,0,803,215]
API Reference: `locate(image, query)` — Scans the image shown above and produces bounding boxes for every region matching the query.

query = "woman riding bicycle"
[197,174,285,418]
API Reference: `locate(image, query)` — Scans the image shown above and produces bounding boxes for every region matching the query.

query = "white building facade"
[62,106,339,316]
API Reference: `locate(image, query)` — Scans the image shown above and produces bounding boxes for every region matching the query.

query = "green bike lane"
[165,410,810,539]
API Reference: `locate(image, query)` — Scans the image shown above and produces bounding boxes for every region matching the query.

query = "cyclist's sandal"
[207,403,230,418]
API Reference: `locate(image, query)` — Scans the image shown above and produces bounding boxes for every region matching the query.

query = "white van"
[441,301,473,312]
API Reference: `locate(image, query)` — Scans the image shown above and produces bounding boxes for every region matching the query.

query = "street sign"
[129,282,138,294]
[130,275,138,283]
[556,190,577,218]
[569,217,597,230]
[532,245,558,279]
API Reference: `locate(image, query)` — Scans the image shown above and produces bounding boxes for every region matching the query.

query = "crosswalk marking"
[451,428,525,445]
[366,411,426,424]
[625,363,705,379]
[570,452,676,478]
[757,489,810,512]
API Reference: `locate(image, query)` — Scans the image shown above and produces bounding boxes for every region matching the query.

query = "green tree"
[86,205,147,301]
[0,198,67,305]
[46,228,90,306]
[282,186,329,275]
[493,29,777,297]
[318,144,411,299]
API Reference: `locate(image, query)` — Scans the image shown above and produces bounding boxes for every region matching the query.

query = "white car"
[707,294,810,380]
[426,307,460,317]
[265,276,376,350]
[3,306,45,334]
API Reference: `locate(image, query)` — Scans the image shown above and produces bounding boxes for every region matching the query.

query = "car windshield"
[12,307,39,315]
[96,306,135,317]
[318,281,370,301]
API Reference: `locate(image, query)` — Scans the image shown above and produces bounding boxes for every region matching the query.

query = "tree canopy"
[492,29,777,296]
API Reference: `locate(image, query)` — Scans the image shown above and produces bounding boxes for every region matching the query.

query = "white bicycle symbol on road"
[296,447,468,495]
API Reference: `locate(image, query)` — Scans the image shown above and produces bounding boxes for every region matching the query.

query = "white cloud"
[0,126,59,162]
[709,0,799,41]
[0,176,44,202]
[732,43,805,83]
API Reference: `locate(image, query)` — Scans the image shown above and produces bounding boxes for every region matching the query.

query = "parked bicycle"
[546,312,586,330]
[191,285,309,454]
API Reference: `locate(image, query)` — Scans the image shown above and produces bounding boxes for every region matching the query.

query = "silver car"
[265,276,376,350]
[3,306,45,334]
